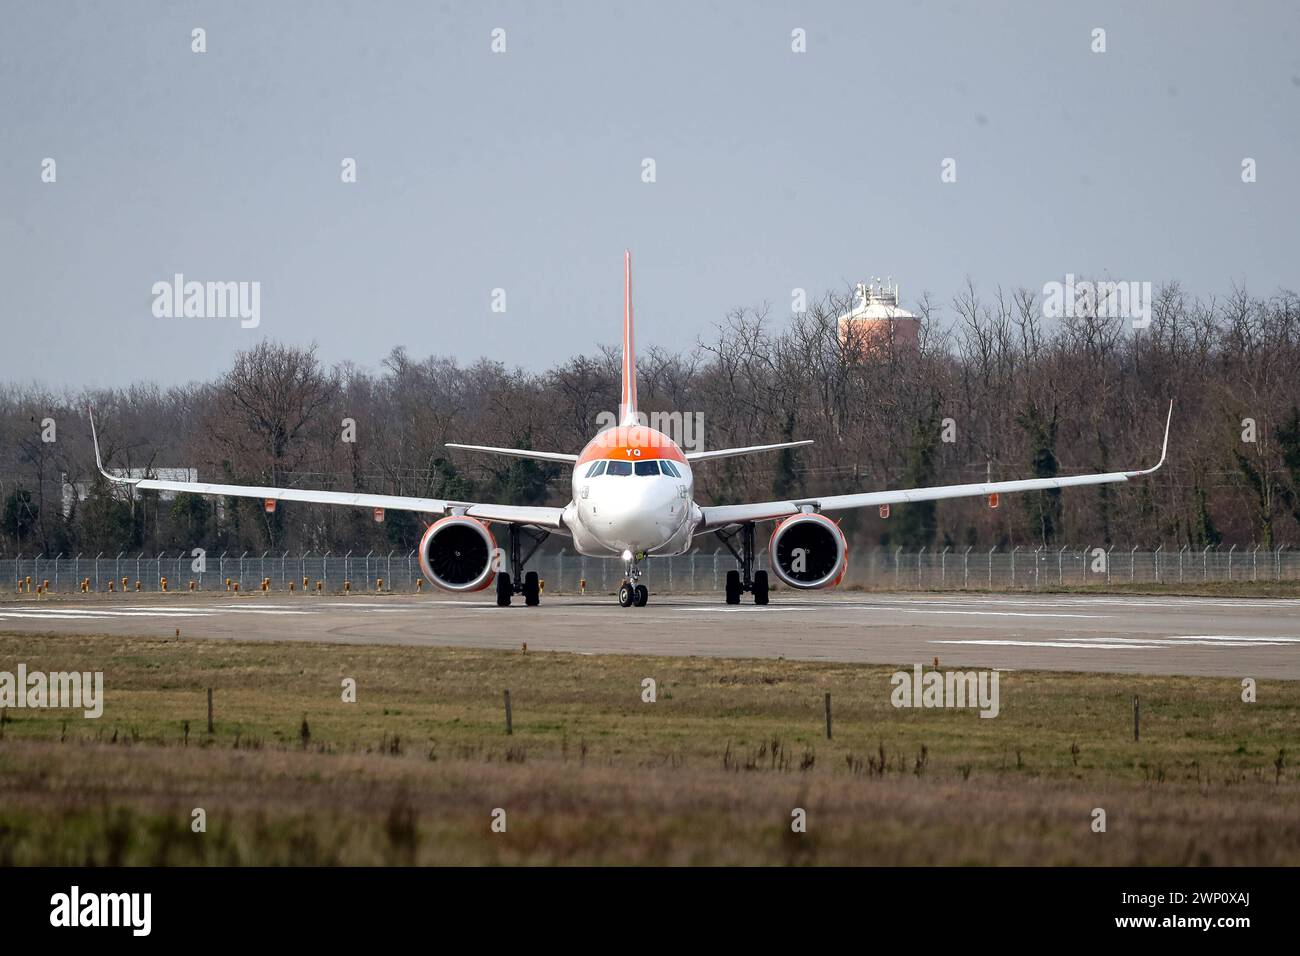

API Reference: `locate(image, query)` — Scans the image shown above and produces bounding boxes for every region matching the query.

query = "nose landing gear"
[618,582,648,607]
[618,550,650,607]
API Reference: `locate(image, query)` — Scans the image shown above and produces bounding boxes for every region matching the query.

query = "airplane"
[90,251,1172,608]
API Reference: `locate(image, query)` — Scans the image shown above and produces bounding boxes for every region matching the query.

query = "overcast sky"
[2,0,1297,388]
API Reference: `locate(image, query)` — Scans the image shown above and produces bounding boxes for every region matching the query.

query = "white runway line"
[0,606,315,619]
[0,611,212,620]
[205,608,314,614]
[935,642,1170,650]
[931,635,1297,650]
[1175,634,1300,642]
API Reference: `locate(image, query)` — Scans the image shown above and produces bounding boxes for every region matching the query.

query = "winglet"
[88,405,106,474]
[1128,400,1173,477]
[88,406,136,485]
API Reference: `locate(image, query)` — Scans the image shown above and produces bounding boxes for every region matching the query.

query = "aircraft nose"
[591,479,682,550]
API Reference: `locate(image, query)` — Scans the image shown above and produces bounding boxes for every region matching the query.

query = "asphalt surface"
[1,590,1297,679]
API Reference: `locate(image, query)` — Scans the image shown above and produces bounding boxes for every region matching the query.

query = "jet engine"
[768,512,847,589]
[418,516,498,592]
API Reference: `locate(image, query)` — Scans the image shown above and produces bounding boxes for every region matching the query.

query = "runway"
[1,591,1297,678]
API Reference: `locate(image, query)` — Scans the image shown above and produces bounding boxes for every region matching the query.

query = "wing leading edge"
[686,440,814,462]
[697,401,1173,532]
[87,410,566,530]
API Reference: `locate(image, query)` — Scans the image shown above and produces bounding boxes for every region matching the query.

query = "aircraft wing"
[445,443,579,463]
[697,402,1172,533]
[685,440,814,462]
[89,412,567,530]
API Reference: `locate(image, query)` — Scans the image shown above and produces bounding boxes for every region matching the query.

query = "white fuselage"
[561,428,702,558]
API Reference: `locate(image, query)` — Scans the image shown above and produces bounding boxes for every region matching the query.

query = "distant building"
[837,279,919,352]
[63,468,199,517]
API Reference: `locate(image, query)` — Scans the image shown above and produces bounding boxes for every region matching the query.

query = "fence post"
[824,692,832,740]
[504,690,513,736]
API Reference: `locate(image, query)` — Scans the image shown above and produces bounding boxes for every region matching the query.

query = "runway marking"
[1175,634,1300,642]
[0,610,210,619]
[931,636,1297,650]
[0,607,314,620]
[199,608,314,614]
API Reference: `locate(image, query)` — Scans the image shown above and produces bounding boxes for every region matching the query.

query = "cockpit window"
[605,460,633,477]
[660,460,682,478]
[585,460,607,477]
[634,460,660,477]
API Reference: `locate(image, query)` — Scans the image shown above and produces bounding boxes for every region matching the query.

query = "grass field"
[0,629,1296,865]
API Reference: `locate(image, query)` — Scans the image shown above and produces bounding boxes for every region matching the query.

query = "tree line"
[3,280,1299,558]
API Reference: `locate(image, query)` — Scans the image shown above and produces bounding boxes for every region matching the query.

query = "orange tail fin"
[619,250,638,426]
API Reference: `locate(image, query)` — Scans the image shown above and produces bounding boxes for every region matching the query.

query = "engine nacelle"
[768,512,847,589]
[418,516,498,592]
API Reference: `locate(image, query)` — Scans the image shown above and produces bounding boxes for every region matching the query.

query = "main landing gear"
[495,524,549,607]
[617,549,649,608]
[714,522,769,606]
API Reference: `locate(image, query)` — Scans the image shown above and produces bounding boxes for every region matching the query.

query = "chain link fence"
[2,545,1296,595]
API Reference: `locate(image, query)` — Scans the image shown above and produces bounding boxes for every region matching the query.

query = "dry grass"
[0,630,1296,865]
